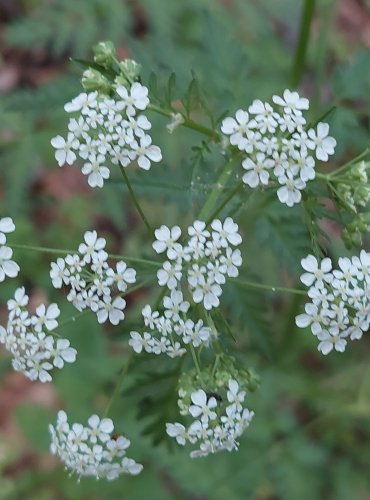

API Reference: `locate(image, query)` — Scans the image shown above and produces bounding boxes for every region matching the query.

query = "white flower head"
[49,411,143,480]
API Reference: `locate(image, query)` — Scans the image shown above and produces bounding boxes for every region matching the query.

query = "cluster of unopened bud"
[81,41,142,94]
[335,161,370,248]
[177,355,259,415]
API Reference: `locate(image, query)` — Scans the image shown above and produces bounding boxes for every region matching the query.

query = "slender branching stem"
[118,164,153,235]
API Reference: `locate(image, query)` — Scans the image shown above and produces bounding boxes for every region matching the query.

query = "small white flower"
[50,257,70,288]
[68,116,89,137]
[295,303,331,335]
[0,217,15,245]
[97,296,126,325]
[88,415,114,443]
[221,110,255,150]
[51,133,80,166]
[211,217,242,247]
[188,220,210,243]
[129,331,153,354]
[227,380,246,412]
[64,92,98,113]
[192,280,222,310]
[166,423,187,445]
[300,254,333,287]
[50,338,77,369]
[306,122,336,161]
[242,153,274,187]
[32,303,60,332]
[116,82,149,115]
[81,154,110,188]
[276,171,306,207]
[130,135,162,170]
[248,100,278,133]
[106,261,136,292]
[79,230,106,263]
[189,389,218,423]
[7,287,28,318]
[157,261,182,289]
[163,290,189,321]
[272,89,309,115]
[152,225,181,254]
[0,246,20,282]
[317,329,348,355]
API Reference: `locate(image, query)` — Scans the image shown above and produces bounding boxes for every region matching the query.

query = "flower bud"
[81,68,112,94]
[93,41,117,69]
[119,59,142,82]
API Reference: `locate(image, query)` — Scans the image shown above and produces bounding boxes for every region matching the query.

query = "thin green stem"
[233,278,306,296]
[198,159,236,221]
[148,104,220,141]
[290,0,316,88]
[9,244,73,256]
[103,353,134,418]
[205,181,244,225]
[329,148,370,178]
[118,165,153,235]
[9,243,161,267]
[210,354,221,380]
[190,344,204,386]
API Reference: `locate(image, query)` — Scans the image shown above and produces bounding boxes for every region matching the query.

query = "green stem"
[329,148,370,178]
[311,1,336,114]
[233,278,306,295]
[9,243,161,267]
[190,344,204,386]
[148,104,220,141]
[290,0,316,88]
[205,181,244,225]
[118,165,153,235]
[198,159,236,221]
[103,353,133,418]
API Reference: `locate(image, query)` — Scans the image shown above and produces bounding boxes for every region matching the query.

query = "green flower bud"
[119,59,142,81]
[354,186,370,207]
[81,68,112,94]
[337,183,356,212]
[93,41,117,69]
[352,161,368,183]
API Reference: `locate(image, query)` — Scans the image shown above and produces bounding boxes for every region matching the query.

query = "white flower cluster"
[153,218,242,310]
[0,217,20,282]
[50,230,136,325]
[166,380,254,458]
[221,89,336,206]
[296,251,370,354]
[129,290,214,358]
[51,82,162,188]
[49,411,143,480]
[0,287,76,382]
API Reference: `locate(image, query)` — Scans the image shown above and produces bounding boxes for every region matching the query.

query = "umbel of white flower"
[50,230,136,325]
[296,251,370,354]
[221,89,336,207]
[129,289,214,358]
[166,379,254,457]
[49,411,143,480]
[152,217,242,310]
[0,287,77,382]
[51,82,162,188]
[0,217,20,282]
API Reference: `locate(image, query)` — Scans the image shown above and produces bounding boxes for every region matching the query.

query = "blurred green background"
[0,0,370,498]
